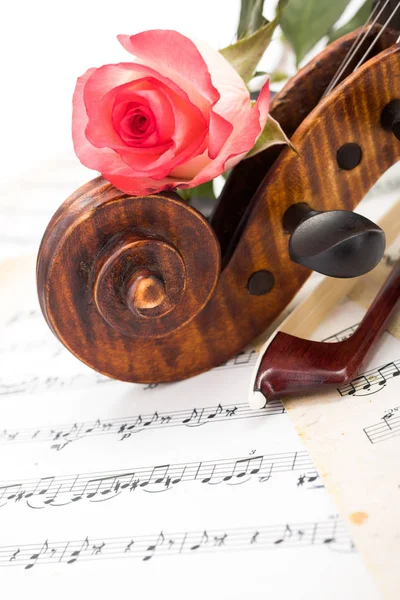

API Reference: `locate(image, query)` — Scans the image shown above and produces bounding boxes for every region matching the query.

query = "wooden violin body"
[37,26,400,384]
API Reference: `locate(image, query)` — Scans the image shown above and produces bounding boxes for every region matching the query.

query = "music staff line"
[0,401,285,451]
[364,407,400,444]
[3,308,257,371]
[0,372,113,398]
[0,348,258,398]
[0,519,353,570]
[0,451,317,510]
[337,359,400,397]
[322,323,358,343]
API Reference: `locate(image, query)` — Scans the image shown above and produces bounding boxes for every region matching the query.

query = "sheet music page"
[0,254,377,600]
[284,268,400,600]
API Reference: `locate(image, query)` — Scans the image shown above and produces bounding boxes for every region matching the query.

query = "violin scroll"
[37,179,220,379]
[37,31,400,384]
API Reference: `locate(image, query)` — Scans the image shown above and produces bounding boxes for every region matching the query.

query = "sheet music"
[0,255,377,599]
[285,292,400,599]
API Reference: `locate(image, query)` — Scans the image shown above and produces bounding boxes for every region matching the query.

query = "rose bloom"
[72,30,270,195]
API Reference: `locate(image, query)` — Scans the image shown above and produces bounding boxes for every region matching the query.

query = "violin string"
[322,0,391,98]
[352,0,400,71]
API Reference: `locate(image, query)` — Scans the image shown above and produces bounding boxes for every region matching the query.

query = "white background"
[1,0,365,185]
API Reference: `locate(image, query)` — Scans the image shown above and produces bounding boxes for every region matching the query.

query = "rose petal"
[111,84,177,148]
[104,171,181,195]
[72,68,132,176]
[192,37,251,127]
[117,30,219,114]
[118,85,208,179]
[83,64,172,149]
[180,79,270,186]
[72,34,271,197]
[82,63,209,178]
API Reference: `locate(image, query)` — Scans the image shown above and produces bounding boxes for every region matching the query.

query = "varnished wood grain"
[254,260,400,401]
[211,25,398,261]
[37,41,400,384]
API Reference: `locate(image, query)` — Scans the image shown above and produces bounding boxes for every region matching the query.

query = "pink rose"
[72,30,270,195]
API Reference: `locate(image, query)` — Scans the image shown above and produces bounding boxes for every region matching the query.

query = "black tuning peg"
[283,203,386,278]
[381,100,400,141]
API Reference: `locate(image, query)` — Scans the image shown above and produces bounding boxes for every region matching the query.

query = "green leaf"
[328,0,372,43]
[220,0,288,83]
[280,0,352,66]
[220,21,276,82]
[245,114,296,158]
[237,0,267,38]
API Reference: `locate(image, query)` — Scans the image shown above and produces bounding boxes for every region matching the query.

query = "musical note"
[274,525,293,545]
[378,362,400,387]
[338,359,400,397]
[25,539,48,570]
[182,408,200,425]
[1,519,353,570]
[25,476,55,499]
[383,410,394,422]
[127,415,143,430]
[223,455,264,483]
[67,537,89,564]
[143,532,164,561]
[0,401,285,451]
[0,450,315,510]
[207,404,223,420]
[0,483,23,505]
[297,473,320,488]
[354,375,371,391]
[322,520,338,547]
[364,405,400,444]
[190,530,209,551]
[143,412,159,427]
[84,420,100,435]
[200,464,215,484]
[87,472,136,501]
[340,381,356,396]
[378,366,388,387]
[139,465,171,489]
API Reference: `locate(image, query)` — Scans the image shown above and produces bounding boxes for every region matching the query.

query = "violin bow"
[249,199,400,408]
[37,0,400,385]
